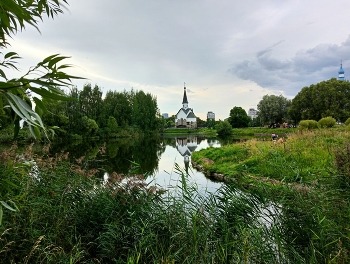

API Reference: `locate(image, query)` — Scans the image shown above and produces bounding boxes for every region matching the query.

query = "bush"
[298,120,318,130]
[318,116,336,128]
[345,117,350,126]
[215,121,233,137]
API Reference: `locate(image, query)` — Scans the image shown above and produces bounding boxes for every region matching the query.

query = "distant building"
[247,108,258,119]
[162,113,169,119]
[338,61,345,80]
[175,84,197,128]
[207,111,215,120]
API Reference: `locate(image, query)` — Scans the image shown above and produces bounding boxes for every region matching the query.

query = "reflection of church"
[175,136,198,173]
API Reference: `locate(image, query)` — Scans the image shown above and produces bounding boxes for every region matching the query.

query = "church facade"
[175,85,197,128]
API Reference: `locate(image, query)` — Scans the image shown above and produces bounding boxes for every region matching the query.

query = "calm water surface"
[145,136,223,194]
[46,135,225,194]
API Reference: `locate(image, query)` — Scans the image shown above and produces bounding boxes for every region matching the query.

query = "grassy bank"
[163,126,297,137]
[192,129,350,263]
[163,127,217,135]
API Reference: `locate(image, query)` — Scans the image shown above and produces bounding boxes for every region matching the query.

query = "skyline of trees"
[289,78,350,123]
[39,83,163,138]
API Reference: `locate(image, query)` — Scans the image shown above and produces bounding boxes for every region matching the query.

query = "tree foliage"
[289,78,350,123]
[257,95,291,125]
[215,121,232,137]
[0,0,84,139]
[107,116,118,132]
[132,90,160,131]
[228,106,250,128]
[39,84,163,138]
[0,0,68,48]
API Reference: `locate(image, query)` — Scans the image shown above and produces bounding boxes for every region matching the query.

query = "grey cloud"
[230,35,350,96]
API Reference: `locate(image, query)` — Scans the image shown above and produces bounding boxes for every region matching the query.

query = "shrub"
[298,120,318,130]
[215,121,233,137]
[345,117,350,126]
[318,116,336,128]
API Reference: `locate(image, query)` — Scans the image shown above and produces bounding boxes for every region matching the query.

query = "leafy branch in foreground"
[1,52,84,139]
[0,0,69,48]
[0,1,85,139]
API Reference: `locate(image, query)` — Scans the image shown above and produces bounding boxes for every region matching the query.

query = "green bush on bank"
[215,121,233,137]
[318,116,336,128]
[299,120,318,130]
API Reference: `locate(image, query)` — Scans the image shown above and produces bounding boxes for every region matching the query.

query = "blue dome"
[339,64,345,74]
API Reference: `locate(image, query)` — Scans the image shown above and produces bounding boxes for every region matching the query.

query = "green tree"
[228,106,251,128]
[81,116,99,137]
[0,0,83,139]
[132,90,160,131]
[207,118,216,128]
[79,83,103,125]
[103,90,132,127]
[290,78,350,123]
[107,116,118,132]
[196,117,206,127]
[166,115,175,128]
[257,95,291,126]
[65,86,83,135]
[215,120,232,137]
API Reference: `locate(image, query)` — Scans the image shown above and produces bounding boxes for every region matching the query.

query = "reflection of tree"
[217,137,243,146]
[162,137,176,147]
[131,136,163,175]
[49,140,100,161]
[102,136,165,177]
[197,136,206,145]
[106,141,119,158]
[106,139,133,174]
[45,136,175,180]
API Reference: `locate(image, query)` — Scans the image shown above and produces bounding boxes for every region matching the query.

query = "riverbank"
[162,126,296,138]
[191,128,350,263]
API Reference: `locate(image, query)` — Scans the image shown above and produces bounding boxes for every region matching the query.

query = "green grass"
[0,157,288,263]
[192,129,350,263]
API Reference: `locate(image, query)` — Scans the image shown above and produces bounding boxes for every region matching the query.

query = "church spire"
[338,60,345,80]
[182,83,188,109]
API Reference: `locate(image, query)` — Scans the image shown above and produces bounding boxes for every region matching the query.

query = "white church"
[175,84,197,128]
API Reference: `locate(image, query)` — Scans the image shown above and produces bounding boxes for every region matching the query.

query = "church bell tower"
[338,61,345,81]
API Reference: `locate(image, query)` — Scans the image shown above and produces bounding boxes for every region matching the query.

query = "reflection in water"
[147,136,222,194]
[175,136,198,174]
[45,135,222,193]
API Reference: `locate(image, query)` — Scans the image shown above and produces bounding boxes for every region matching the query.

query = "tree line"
[37,83,163,139]
[221,78,350,132]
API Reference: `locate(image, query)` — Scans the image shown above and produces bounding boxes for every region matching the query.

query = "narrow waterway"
[145,136,223,194]
[41,134,224,194]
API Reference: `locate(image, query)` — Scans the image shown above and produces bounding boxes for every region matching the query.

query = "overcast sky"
[7,0,350,120]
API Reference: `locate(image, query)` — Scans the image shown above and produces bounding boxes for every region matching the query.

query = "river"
[45,134,225,194]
